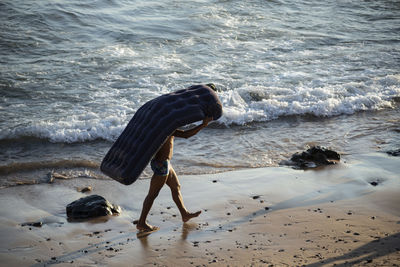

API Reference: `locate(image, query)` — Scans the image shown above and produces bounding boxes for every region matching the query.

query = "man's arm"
[173,117,213,139]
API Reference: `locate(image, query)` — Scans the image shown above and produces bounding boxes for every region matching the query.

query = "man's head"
[204,84,222,120]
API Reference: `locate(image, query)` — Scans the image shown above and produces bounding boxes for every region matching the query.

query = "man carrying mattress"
[101,84,223,233]
[136,116,213,232]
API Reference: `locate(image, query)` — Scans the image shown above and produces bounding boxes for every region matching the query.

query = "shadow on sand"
[304,232,400,266]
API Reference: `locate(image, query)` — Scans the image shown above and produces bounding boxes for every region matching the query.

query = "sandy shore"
[0,152,399,266]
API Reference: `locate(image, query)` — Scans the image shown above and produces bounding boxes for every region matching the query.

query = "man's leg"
[166,167,201,222]
[137,174,168,231]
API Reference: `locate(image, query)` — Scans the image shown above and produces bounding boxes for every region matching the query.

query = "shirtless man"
[136,117,213,232]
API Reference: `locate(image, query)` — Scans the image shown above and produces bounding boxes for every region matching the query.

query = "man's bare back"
[153,135,174,162]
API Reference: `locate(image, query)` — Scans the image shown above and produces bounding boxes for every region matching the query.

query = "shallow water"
[1,0,399,185]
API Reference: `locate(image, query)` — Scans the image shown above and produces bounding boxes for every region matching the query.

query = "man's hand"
[202,117,213,127]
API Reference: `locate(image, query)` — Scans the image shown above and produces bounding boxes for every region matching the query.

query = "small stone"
[79,186,92,193]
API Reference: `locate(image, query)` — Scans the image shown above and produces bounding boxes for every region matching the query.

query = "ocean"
[1,0,399,187]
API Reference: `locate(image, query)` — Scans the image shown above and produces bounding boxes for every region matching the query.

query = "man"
[136,116,213,232]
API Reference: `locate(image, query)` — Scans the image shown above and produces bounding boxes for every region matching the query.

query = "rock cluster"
[288,146,340,169]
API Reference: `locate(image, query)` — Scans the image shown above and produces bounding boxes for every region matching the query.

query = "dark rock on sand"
[369,178,384,186]
[21,221,43,227]
[286,146,340,169]
[387,149,400,157]
[66,195,121,220]
[78,186,92,193]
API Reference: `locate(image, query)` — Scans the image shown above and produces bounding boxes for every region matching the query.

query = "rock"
[22,221,43,227]
[66,195,121,220]
[370,181,378,186]
[287,146,340,169]
[78,186,92,193]
[387,149,400,157]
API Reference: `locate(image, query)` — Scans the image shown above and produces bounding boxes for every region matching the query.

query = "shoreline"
[1,105,399,188]
[0,152,399,266]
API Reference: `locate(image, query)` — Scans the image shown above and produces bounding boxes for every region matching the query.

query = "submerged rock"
[287,146,340,169]
[66,195,121,220]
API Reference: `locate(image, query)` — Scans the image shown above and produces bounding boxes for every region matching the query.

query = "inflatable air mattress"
[100,84,223,185]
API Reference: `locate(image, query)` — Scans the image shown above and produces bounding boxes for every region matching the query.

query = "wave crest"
[1,75,399,143]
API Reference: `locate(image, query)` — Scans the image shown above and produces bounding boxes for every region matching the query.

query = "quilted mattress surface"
[100,84,223,185]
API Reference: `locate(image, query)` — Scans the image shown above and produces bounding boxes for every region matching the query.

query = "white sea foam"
[1,75,398,143]
[1,111,129,143]
[218,75,400,125]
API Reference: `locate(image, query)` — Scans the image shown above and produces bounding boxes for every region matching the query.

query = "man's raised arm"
[173,117,213,139]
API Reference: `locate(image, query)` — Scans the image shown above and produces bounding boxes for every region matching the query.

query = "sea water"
[1,0,399,186]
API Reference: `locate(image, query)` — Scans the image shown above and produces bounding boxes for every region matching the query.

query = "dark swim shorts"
[150,159,169,176]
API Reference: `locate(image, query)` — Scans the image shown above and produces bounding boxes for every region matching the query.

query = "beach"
[1,0,400,266]
[1,152,399,266]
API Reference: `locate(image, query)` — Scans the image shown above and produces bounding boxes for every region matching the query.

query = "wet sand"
[0,153,399,266]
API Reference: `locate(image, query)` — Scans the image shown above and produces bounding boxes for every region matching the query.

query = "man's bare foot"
[182,210,202,222]
[136,221,159,232]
